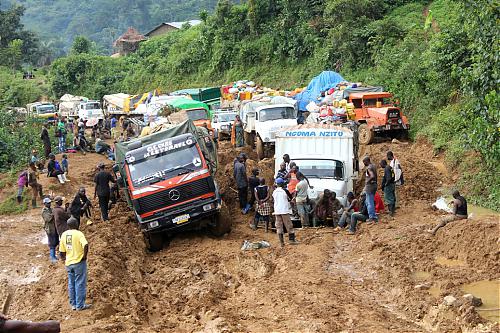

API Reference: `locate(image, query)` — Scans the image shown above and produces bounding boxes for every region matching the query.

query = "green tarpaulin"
[167,98,209,112]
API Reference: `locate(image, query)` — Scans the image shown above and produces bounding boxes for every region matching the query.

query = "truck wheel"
[144,232,164,252]
[358,123,374,145]
[256,137,265,160]
[208,203,232,237]
[244,131,253,146]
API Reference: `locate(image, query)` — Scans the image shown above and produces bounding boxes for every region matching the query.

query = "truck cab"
[26,102,58,123]
[275,123,359,208]
[76,100,104,122]
[212,111,237,140]
[114,120,228,251]
[241,103,297,159]
[348,92,409,144]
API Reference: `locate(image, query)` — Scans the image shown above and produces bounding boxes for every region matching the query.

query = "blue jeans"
[66,260,87,309]
[365,192,378,220]
[350,212,367,233]
[58,135,66,153]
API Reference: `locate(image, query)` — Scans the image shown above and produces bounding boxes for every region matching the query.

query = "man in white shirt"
[387,151,403,208]
[273,178,299,247]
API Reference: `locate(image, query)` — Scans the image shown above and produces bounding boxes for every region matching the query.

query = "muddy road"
[0,141,499,332]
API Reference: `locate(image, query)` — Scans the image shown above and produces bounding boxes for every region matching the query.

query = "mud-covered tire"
[207,203,232,237]
[358,123,374,145]
[144,232,164,252]
[256,136,265,160]
[244,131,253,146]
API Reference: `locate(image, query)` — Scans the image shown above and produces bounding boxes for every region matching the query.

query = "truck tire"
[144,232,164,252]
[358,123,374,145]
[244,131,253,146]
[207,203,232,237]
[256,136,265,160]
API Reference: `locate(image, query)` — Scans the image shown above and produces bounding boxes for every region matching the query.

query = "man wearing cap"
[59,217,91,311]
[53,196,70,236]
[273,178,298,247]
[42,198,58,263]
[94,163,115,221]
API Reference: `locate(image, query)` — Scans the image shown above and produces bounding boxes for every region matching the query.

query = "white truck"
[240,98,297,159]
[274,123,359,206]
[59,94,104,121]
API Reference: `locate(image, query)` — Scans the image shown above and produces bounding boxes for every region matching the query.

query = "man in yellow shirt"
[59,217,91,311]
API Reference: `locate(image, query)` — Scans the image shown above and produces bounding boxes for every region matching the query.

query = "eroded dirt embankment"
[1,140,499,333]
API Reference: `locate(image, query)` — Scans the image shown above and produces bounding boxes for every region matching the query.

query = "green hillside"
[2,0,218,52]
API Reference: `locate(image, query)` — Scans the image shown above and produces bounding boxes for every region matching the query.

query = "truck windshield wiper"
[175,165,195,175]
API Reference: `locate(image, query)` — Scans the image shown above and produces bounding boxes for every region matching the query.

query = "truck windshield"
[294,159,344,180]
[186,109,208,121]
[37,105,55,114]
[128,145,203,187]
[214,113,236,123]
[259,107,295,121]
[85,102,100,110]
[364,97,392,106]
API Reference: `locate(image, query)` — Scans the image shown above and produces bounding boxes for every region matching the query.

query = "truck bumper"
[373,124,409,132]
[138,197,219,234]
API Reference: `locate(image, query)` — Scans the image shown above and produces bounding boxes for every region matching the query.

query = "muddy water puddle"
[435,256,466,267]
[412,271,432,281]
[462,280,500,322]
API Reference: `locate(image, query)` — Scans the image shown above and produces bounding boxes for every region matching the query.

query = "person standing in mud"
[275,162,287,184]
[53,196,70,236]
[273,178,298,246]
[41,198,59,263]
[429,190,468,235]
[27,162,43,208]
[362,156,378,224]
[40,123,51,159]
[234,155,250,214]
[59,217,91,311]
[387,151,403,207]
[248,168,260,209]
[294,172,310,228]
[70,188,92,226]
[93,163,115,222]
[380,159,396,216]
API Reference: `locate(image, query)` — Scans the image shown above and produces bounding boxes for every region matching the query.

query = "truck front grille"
[136,178,213,215]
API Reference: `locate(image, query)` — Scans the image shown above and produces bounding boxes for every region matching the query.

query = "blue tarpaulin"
[294,71,345,112]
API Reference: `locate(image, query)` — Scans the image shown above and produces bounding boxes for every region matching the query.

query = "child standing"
[61,154,69,176]
[16,170,28,203]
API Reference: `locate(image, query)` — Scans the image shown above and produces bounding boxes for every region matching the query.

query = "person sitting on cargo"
[429,190,468,235]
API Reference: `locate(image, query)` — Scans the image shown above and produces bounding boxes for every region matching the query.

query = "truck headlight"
[203,203,214,211]
[264,137,270,142]
[149,221,159,229]
[398,119,402,124]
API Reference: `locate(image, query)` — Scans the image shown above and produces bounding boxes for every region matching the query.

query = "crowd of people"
[234,149,421,246]
[233,149,469,244]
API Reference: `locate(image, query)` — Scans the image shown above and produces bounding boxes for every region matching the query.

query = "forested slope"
[2,0,218,52]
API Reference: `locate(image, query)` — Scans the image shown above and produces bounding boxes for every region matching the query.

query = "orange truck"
[347,92,410,144]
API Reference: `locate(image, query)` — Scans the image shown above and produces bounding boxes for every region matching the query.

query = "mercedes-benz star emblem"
[168,189,181,201]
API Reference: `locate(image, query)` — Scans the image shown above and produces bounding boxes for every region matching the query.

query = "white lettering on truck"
[284,131,344,137]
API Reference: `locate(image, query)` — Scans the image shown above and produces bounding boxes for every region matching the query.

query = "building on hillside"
[145,20,202,38]
[113,27,147,56]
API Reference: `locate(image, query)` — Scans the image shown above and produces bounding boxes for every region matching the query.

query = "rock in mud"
[443,295,457,306]
[462,294,483,307]
[414,283,430,290]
